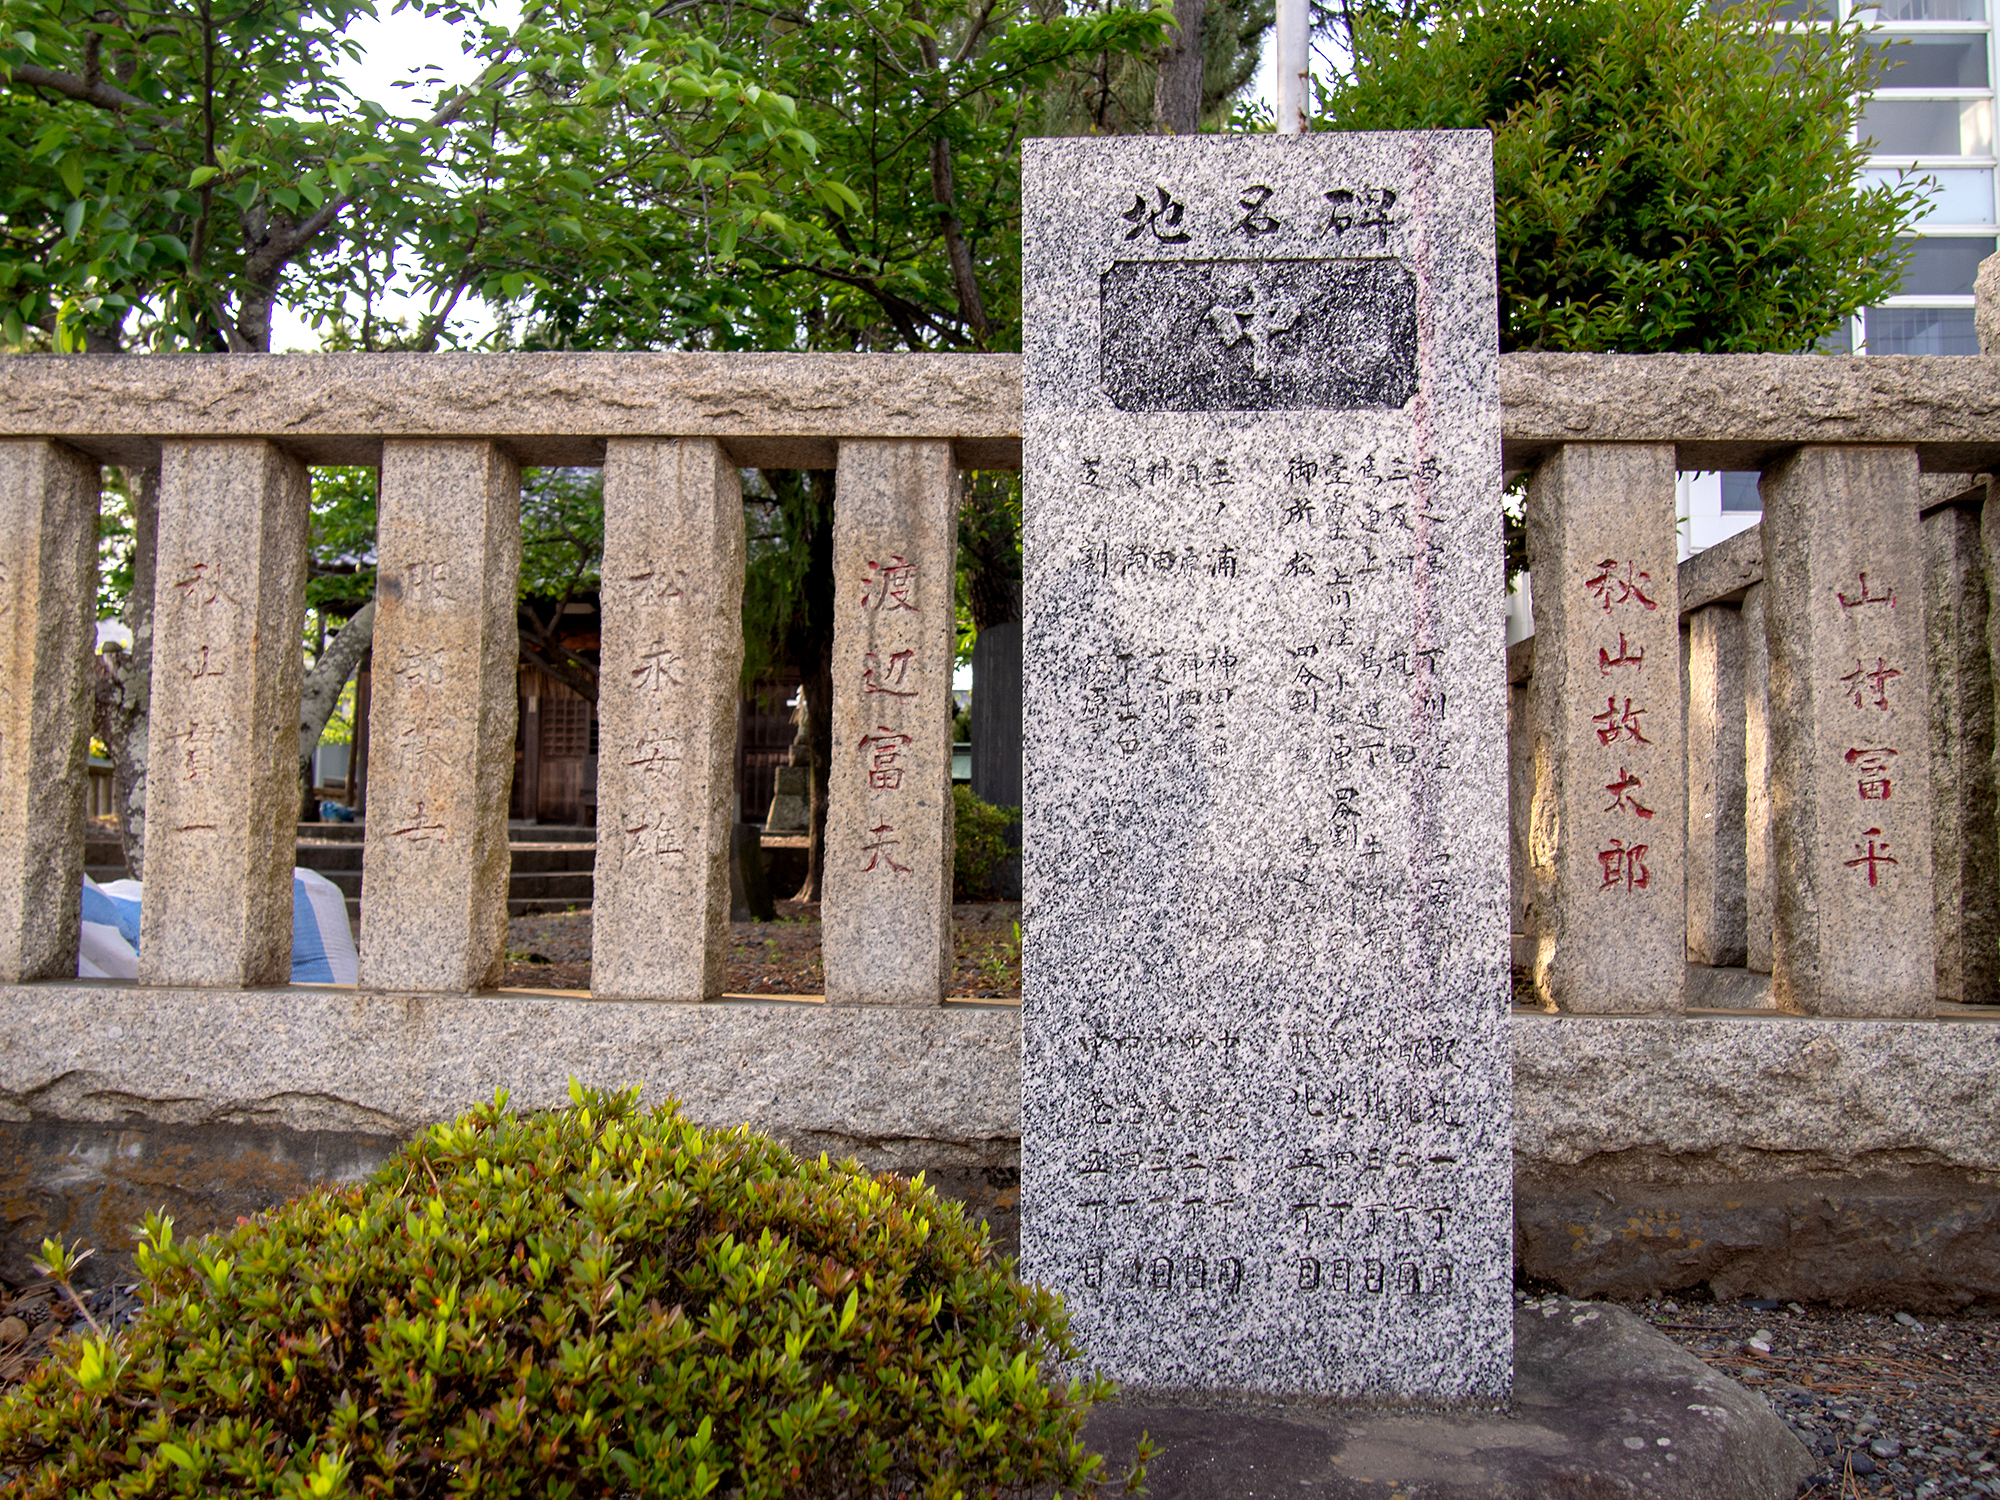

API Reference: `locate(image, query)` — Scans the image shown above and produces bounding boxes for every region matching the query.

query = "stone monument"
[1020,133,1511,1400]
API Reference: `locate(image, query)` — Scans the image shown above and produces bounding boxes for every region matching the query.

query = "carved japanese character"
[1209,283,1300,378]
[1846,745,1898,801]
[1233,183,1283,237]
[1603,766,1655,819]
[1120,185,1191,244]
[632,642,687,692]
[1841,657,1903,712]
[1585,559,1659,613]
[166,718,224,782]
[860,554,919,612]
[863,649,917,698]
[1597,633,1644,675]
[1592,697,1651,746]
[859,822,911,874]
[858,725,914,790]
[392,799,447,843]
[1837,572,1895,610]
[1597,837,1651,893]
[170,560,239,616]
[1844,826,1898,886]
[626,731,684,776]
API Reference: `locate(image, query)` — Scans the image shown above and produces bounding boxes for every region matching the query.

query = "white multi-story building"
[1681,0,1996,556]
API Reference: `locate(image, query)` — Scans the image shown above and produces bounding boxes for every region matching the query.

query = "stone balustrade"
[7,350,2000,1015]
[1,349,1996,1311]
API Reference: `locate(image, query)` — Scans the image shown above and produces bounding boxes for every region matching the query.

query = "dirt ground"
[500,900,1022,999]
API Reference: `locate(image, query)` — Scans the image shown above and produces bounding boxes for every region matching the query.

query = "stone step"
[294,821,598,845]
[291,842,597,875]
[292,868,593,902]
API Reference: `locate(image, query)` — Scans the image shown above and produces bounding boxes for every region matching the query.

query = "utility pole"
[1275,0,1310,133]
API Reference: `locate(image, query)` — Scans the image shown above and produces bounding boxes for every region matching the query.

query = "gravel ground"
[501,901,1022,998]
[1621,1296,2000,1498]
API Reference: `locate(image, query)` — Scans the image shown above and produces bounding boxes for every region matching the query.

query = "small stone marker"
[1763,446,1934,1016]
[140,441,309,988]
[0,441,99,983]
[358,441,520,993]
[1020,134,1511,1400]
[822,440,959,1006]
[592,439,745,1001]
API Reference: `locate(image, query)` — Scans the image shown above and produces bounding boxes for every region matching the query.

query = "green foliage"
[0,0,828,352]
[94,470,134,622]
[0,1086,1139,1499]
[1318,0,1923,353]
[306,466,378,613]
[500,0,1177,355]
[954,784,1017,902]
[520,467,605,600]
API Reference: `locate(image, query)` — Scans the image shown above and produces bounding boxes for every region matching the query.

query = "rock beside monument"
[1083,1297,1815,1499]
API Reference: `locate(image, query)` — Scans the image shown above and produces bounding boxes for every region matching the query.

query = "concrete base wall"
[0,984,1992,1306]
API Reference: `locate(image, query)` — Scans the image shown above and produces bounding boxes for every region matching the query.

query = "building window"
[1865,304,1983,350]
[541,697,591,758]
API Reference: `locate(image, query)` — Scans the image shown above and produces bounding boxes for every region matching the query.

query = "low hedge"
[0,1086,1139,1498]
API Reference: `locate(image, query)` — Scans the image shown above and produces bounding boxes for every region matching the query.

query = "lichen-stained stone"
[1763,446,1935,1017]
[821,441,960,1007]
[1686,605,1748,968]
[0,441,99,983]
[1924,500,1997,1004]
[139,441,308,988]
[1526,444,1685,1014]
[358,441,520,993]
[1019,133,1511,1402]
[592,440,745,1001]
[1743,584,1775,975]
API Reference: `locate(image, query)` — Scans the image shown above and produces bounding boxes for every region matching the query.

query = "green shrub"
[1320,0,1916,355]
[0,1087,1138,1498]
[952,786,1017,902]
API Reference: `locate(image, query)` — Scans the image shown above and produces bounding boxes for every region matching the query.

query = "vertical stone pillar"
[822,440,958,1006]
[592,439,745,1001]
[1931,495,1999,1003]
[1763,446,1934,1017]
[358,442,520,993]
[1526,444,1684,1013]
[1742,582,1774,975]
[138,442,308,987]
[1685,604,1748,967]
[0,441,100,982]
[1508,672,1534,949]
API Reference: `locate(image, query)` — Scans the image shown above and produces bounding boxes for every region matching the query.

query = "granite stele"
[1020,132,1511,1401]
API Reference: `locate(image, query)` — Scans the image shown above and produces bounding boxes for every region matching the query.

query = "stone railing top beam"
[12,349,2000,475]
[1678,522,1765,616]
[0,352,1026,470]
[1500,352,2000,473]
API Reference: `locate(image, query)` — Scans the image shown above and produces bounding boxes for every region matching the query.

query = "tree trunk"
[93,467,159,879]
[1153,0,1206,135]
[793,469,839,901]
[297,599,376,820]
